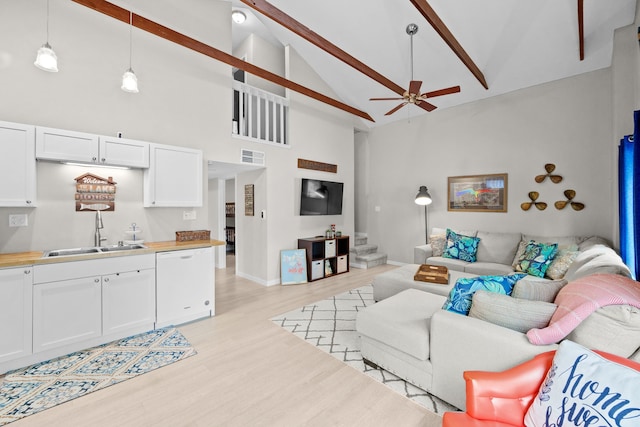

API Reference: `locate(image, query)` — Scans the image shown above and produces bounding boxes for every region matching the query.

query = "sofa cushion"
[429,234,446,257]
[425,256,469,272]
[469,290,557,333]
[522,234,580,248]
[545,248,578,280]
[514,241,558,278]
[475,231,521,265]
[512,278,567,303]
[524,340,640,427]
[464,262,515,276]
[356,289,446,361]
[563,245,631,281]
[442,274,527,315]
[567,304,640,358]
[443,229,480,262]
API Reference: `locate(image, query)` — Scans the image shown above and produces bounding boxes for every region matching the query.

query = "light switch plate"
[183,210,196,220]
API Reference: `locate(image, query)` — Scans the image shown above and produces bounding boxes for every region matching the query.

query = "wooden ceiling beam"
[578,0,585,61]
[409,0,488,90]
[240,0,407,97]
[71,0,374,122]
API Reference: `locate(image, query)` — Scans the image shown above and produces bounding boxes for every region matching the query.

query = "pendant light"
[121,11,139,93]
[34,0,58,72]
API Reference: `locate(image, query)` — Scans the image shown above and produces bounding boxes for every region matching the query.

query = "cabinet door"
[156,247,214,327]
[35,126,99,163]
[33,276,102,353]
[0,121,36,207]
[99,136,150,168]
[144,143,203,207]
[0,267,32,363]
[102,269,155,336]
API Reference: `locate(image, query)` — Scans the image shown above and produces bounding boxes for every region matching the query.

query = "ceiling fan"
[370,23,461,116]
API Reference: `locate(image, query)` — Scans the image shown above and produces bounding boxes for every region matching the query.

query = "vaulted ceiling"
[231,0,636,128]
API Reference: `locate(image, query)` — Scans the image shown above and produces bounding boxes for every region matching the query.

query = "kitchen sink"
[42,244,147,258]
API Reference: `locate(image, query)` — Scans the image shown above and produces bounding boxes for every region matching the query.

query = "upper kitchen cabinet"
[0,121,37,207]
[35,126,149,168]
[144,143,203,207]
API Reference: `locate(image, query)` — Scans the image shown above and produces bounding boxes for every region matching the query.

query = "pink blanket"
[527,273,640,345]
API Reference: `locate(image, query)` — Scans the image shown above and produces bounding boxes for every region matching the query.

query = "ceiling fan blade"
[415,100,437,112]
[408,80,423,95]
[384,103,408,116]
[370,97,406,101]
[422,85,461,98]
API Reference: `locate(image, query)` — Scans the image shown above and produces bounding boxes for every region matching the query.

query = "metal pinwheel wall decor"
[521,164,585,211]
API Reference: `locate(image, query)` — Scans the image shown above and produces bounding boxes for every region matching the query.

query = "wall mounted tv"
[300,178,344,216]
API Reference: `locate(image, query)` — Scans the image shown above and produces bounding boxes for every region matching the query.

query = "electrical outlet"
[9,214,28,227]
[183,210,196,220]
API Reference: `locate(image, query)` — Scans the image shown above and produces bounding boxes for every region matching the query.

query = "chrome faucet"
[94,210,107,247]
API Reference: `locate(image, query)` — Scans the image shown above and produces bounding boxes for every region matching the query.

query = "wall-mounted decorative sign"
[74,173,116,212]
[447,173,508,212]
[554,189,585,211]
[297,158,338,173]
[244,184,254,216]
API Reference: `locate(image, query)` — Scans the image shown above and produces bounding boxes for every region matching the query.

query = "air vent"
[241,149,265,166]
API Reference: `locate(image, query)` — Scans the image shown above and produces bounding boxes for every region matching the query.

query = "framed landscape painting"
[448,173,508,212]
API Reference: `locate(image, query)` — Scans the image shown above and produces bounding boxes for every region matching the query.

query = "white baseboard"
[235,271,279,287]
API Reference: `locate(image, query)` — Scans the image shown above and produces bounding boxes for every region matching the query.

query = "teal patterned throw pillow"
[515,240,558,278]
[442,229,480,262]
[442,274,527,315]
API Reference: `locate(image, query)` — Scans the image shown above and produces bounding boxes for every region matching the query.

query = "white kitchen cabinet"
[33,276,103,353]
[0,267,33,363]
[36,126,99,163]
[0,121,36,207]
[102,268,155,336]
[156,247,214,327]
[99,136,149,168]
[144,143,203,207]
[32,254,156,354]
[36,126,149,168]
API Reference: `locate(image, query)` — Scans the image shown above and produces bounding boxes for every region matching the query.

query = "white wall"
[360,68,619,264]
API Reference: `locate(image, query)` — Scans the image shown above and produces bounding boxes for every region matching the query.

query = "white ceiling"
[230,0,636,128]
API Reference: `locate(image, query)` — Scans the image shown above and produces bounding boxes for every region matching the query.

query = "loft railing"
[232,81,289,146]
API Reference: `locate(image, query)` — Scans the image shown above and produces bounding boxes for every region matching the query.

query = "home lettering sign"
[524,340,640,427]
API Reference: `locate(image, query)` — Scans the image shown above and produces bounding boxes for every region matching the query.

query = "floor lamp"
[415,186,433,244]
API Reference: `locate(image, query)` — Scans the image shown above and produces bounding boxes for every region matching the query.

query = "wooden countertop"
[0,240,225,269]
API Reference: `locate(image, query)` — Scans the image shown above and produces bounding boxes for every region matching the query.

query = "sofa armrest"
[429,309,557,410]
[414,244,433,264]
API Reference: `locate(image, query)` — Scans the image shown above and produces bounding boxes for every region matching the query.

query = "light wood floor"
[16,258,443,427]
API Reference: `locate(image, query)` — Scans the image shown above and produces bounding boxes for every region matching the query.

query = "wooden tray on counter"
[414,264,449,284]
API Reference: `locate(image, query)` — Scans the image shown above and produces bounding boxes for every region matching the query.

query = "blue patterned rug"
[271,285,457,414]
[0,327,196,426]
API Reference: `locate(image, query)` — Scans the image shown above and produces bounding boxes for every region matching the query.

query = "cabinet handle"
[180,255,193,259]
[24,269,31,275]
[94,278,100,283]
[26,200,32,204]
[92,157,97,162]
[101,158,106,162]
[104,277,110,283]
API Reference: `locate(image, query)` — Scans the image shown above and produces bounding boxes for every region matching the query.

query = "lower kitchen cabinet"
[33,276,102,353]
[0,267,33,363]
[156,247,214,327]
[102,269,156,336]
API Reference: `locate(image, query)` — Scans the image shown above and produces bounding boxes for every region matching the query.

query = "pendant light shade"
[34,0,58,72]
[121,11,139,93]
[121,68,139,93]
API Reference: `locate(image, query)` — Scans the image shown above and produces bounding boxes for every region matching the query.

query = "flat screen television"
[300,178,344,215]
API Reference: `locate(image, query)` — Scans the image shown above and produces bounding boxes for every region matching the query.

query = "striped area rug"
[0,327,196,426]
[271,285,457,414]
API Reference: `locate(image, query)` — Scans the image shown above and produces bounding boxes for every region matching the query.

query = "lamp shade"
[121,68,139,93]
[415,186,433,205]
[34,43,58,72]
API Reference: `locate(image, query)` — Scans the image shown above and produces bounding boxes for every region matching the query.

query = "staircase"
[350,234,387,269]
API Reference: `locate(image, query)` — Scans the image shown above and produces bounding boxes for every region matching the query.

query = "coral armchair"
[442,350,640,427]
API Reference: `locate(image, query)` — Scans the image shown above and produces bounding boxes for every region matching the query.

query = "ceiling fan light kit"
[369,23,460,116]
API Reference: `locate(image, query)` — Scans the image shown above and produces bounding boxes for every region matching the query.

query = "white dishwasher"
[156,247,214,328]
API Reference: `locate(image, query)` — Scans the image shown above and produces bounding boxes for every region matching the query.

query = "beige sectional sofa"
[357,228,638,410]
